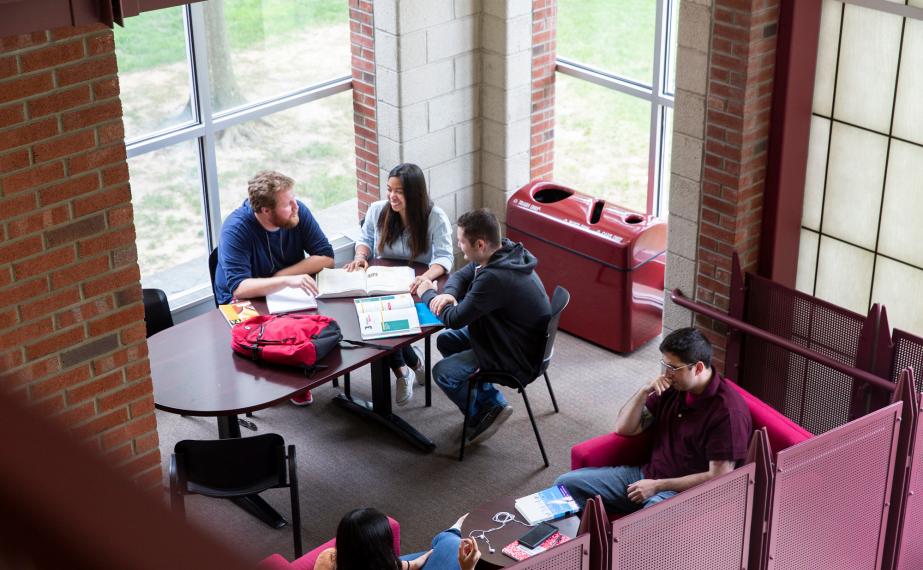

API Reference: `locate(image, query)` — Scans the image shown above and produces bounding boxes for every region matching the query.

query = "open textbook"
[266,287,318,314]
[354,293,422,340]
[316,266,415,298]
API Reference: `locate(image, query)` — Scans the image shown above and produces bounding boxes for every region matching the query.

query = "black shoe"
[467,405,513,445]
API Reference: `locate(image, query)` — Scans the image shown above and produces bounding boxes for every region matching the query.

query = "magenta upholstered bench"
[257,517,401,570]
[569,380,812,519]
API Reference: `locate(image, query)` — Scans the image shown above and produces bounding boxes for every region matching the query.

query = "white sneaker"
[410,346,426,385]
[396,369,415,406]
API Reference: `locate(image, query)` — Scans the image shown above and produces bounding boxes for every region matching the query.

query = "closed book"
[514,485,579,525]
[219,301,259,326]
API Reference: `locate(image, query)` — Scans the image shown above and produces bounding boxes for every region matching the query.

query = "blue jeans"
[554,466,677,515]
[401,528,462,569]
[432,327,507,417]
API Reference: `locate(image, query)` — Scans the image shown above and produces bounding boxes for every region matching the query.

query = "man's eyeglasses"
[660,360,694,374]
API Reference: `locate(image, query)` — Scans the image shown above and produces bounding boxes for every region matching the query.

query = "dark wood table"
[460,495,580,568]
[150,262,442,526]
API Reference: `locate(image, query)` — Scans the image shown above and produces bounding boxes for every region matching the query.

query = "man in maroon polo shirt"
[555,327,752,515]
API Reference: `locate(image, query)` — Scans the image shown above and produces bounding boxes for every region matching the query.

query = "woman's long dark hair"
[334,508,401,570]
[378,163,433,260]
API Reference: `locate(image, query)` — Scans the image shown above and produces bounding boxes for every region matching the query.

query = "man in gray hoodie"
[416,208,551,443]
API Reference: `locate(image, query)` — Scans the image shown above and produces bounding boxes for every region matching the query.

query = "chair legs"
[458,381,475,461]
[287,445,303,558]
[520,387,550,467]
[544,371,559,413]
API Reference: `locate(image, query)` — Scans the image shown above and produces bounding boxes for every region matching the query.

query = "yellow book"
[219,301,260,327]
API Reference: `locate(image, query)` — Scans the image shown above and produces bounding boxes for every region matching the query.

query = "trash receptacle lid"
[506,181,667,270]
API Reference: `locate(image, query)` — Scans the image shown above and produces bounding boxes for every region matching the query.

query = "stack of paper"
[266,287,318,314]
[514,485,579,525]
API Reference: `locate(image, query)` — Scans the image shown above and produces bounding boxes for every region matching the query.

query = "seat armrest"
[257,554,296,570]
[571,431,653,470]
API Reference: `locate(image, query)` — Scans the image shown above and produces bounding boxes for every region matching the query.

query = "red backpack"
[231,314,342,370]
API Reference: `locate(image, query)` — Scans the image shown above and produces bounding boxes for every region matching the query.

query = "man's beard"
[272,210,299,229]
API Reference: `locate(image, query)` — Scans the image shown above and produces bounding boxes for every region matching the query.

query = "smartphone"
[518,522,557,549]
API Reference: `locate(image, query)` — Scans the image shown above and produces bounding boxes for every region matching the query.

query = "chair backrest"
[174,433,287,496]
[729,381,813,459]
[539,286,570,375]
[209,247,219,307]
[142,288,174,338]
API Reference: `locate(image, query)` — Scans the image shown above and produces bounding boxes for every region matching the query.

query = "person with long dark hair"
[345,163,454,406]
[314,508,480,570]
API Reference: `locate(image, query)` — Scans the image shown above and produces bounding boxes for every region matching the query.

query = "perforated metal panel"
[767,403,901,570]
[742,274,865,433]
[509,533,590,570]
[891,330,923,392]
[897,396,923,569]
[611,464,755,570]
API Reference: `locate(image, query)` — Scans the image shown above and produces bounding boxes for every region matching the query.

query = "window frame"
[554,0,676,217]
[121,3,353,309]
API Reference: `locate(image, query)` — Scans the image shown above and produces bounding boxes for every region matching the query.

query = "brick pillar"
[0,25,159,486]
[695,0,780,368]
[529,0,555,181]
[350,1,379,220]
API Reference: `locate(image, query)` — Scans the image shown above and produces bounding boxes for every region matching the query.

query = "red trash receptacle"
[507,181,667,353]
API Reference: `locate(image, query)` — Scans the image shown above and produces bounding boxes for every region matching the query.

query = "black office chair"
[209,246,220,308]
[142,288,174,338]
[459,286,570,467]
[169,433,302,557]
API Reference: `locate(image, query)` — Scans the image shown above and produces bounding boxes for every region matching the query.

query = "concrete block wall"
[374,0,481,232]
[662,0,713,337]
[480,0,533,220]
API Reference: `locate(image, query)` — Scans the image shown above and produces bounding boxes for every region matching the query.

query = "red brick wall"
[696,0,780,366]
[530,0,556,181]
[0,25,159,486]
[349,0,379,220]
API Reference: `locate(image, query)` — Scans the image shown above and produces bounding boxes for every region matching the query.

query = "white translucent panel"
[834,5,902,133]
[813,0,842,117]
[815,237,874,314]
[893,19,923,145]
[878,140,923,267]
[911,0,923,7]
[796,229,820,294]
[871,257,923,336]
[802,116,831,231]
[822,123,888,249]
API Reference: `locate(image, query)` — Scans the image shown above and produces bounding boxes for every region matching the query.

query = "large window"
[114,0,354,308]
[555,0,679,216]
[797,0,923,336]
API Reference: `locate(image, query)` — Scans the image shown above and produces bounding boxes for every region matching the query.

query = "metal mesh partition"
[767,403,902,570]
[897,394,923,569]
[891,330,923,392]
[611,464,755,570]
[509,533,590,570]
[742,274,866,433]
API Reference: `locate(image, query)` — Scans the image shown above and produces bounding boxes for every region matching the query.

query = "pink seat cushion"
[258,517,400,570]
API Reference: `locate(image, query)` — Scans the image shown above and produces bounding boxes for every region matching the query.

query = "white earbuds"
[468,511,530,555]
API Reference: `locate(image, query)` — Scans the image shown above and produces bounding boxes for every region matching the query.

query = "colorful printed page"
[354,293,422,340]
[219,301,260,327]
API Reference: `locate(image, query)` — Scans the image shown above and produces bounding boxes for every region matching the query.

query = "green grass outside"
[113,0,347,72]
[556,0,657,85]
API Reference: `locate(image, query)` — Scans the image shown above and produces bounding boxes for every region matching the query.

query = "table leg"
[333,357,436,452]
[425,336,432,407]
[214,414,289,529]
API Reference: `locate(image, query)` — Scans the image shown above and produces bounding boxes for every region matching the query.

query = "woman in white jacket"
[344,163,453,406]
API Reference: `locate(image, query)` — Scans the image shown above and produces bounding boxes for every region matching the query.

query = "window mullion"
[187,3,222,253]
[647,0,668,215]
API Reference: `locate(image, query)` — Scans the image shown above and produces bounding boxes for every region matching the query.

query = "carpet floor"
[155,330,661,564]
